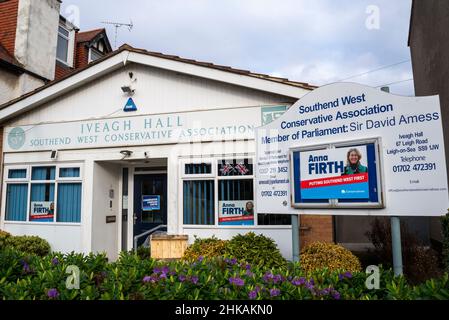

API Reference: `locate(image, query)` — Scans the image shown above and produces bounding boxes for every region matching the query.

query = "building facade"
[0,0,112,105]
[408,0,449,244]
[0,45,327,260]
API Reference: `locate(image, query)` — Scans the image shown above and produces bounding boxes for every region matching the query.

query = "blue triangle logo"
[124,98,137,112]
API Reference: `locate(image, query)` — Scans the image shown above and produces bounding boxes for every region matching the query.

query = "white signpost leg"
[390,216,404,276]
[292,215,300,262]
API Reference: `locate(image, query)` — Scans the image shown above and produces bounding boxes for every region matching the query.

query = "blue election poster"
[142,195,160,211]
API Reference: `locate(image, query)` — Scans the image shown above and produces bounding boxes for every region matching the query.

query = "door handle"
[133,213,137,225]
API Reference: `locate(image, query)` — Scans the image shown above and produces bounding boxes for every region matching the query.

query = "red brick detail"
[54,62,73,81]
[0,0,19,55]
[75,42,89,70]
[299,215,334,249]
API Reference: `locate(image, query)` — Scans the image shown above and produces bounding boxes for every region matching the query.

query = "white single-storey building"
[0,45,316,260]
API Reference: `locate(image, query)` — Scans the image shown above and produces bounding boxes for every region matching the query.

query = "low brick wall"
[299,215,334,249]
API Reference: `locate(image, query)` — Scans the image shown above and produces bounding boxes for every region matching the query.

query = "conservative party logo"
[8,127,26,150]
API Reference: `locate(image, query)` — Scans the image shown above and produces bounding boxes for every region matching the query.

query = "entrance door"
[133,174,167,247]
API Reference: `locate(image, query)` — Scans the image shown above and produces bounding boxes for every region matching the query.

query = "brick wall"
[75,42,89,70]
[0,0,19,55]
[54,62,73,80]
[299,215,334,249]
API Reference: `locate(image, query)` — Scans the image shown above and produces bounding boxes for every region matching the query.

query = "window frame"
[88,47,103,63]
[5,166,29,182]
[181,156,262,228]
[56,24,75,67]
[3,163,83,225]
[180,158,216,179]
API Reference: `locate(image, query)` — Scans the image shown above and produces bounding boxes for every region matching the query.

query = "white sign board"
[3,107,262,152]
[256,83,449,216]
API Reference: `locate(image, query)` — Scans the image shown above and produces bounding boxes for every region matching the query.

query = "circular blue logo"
[8,127,26,150]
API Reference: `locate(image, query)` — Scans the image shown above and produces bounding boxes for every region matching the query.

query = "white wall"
[3,223,82,253]
[0,71,18,106]
[91,162,120,260]
[15,0,60,80]
[6,63,296,126]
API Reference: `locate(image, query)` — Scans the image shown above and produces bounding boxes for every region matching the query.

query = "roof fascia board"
[128,52,309,99]
[0,52,128,122]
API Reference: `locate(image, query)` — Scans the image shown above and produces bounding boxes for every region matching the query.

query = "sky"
[61,0,414,95]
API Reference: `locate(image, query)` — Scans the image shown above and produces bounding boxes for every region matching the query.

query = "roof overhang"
[0,49,312,123]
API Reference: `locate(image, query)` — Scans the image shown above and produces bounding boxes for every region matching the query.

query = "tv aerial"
[101,20,134,49]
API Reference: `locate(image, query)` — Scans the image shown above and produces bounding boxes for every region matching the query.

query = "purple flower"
[269,288,281,297]
[21,260,31,274]
[229,277,245,287]
[47,288,59,299]
[305,281,314,290]
[51,257,59,266]
[246,270,254,277]
[320,288,331,296]
[178,274,187,282]
[169,271,177,276]
[339,271,353,280]
[230,258,237,265]
[143,275,158,283]
[190,276,199,284]
[273,274,283,284]
[153,267,161,274]
[262,272,273,282]
[248,290,258,299]
[198,256,204,262]
[245,264,251,270]
[291,277,306,286]
[332,290,341,300]
[159,273,167,279]
[162,266,170,274]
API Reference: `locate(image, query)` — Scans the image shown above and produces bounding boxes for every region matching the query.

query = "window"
[89,48,103,62]
[185,163,211,175]
[8,169,26,179]
[183,180,214,225]
[56,25,74,66]
[4,165,82,223]
[218,179,254,225]
[182,157,289,227]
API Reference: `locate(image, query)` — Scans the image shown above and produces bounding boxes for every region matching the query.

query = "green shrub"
[224,232,287,269]
[0,230,11,249]
[1,247,449,300]
[300,242,362,274]
[5,235,51,257]
[183,236,228,262]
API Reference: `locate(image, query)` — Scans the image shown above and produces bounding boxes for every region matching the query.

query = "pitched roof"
[0,44,316,113]
[122,45,317,90]
[76,28,106,43]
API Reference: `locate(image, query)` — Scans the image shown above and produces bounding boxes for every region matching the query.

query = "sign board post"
[255,82,449,266]
[380,86,404,276]
[391,216,403,275]
[292,214,300,262]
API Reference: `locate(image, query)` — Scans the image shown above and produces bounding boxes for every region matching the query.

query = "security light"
[50,150,58,160]
[121,85,135,95]
[120,150,133,157]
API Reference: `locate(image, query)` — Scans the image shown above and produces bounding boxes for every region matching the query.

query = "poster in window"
[30,201,54,221]
[218,200,254,225]
[218,159,253,176]
[142,195,160,211]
